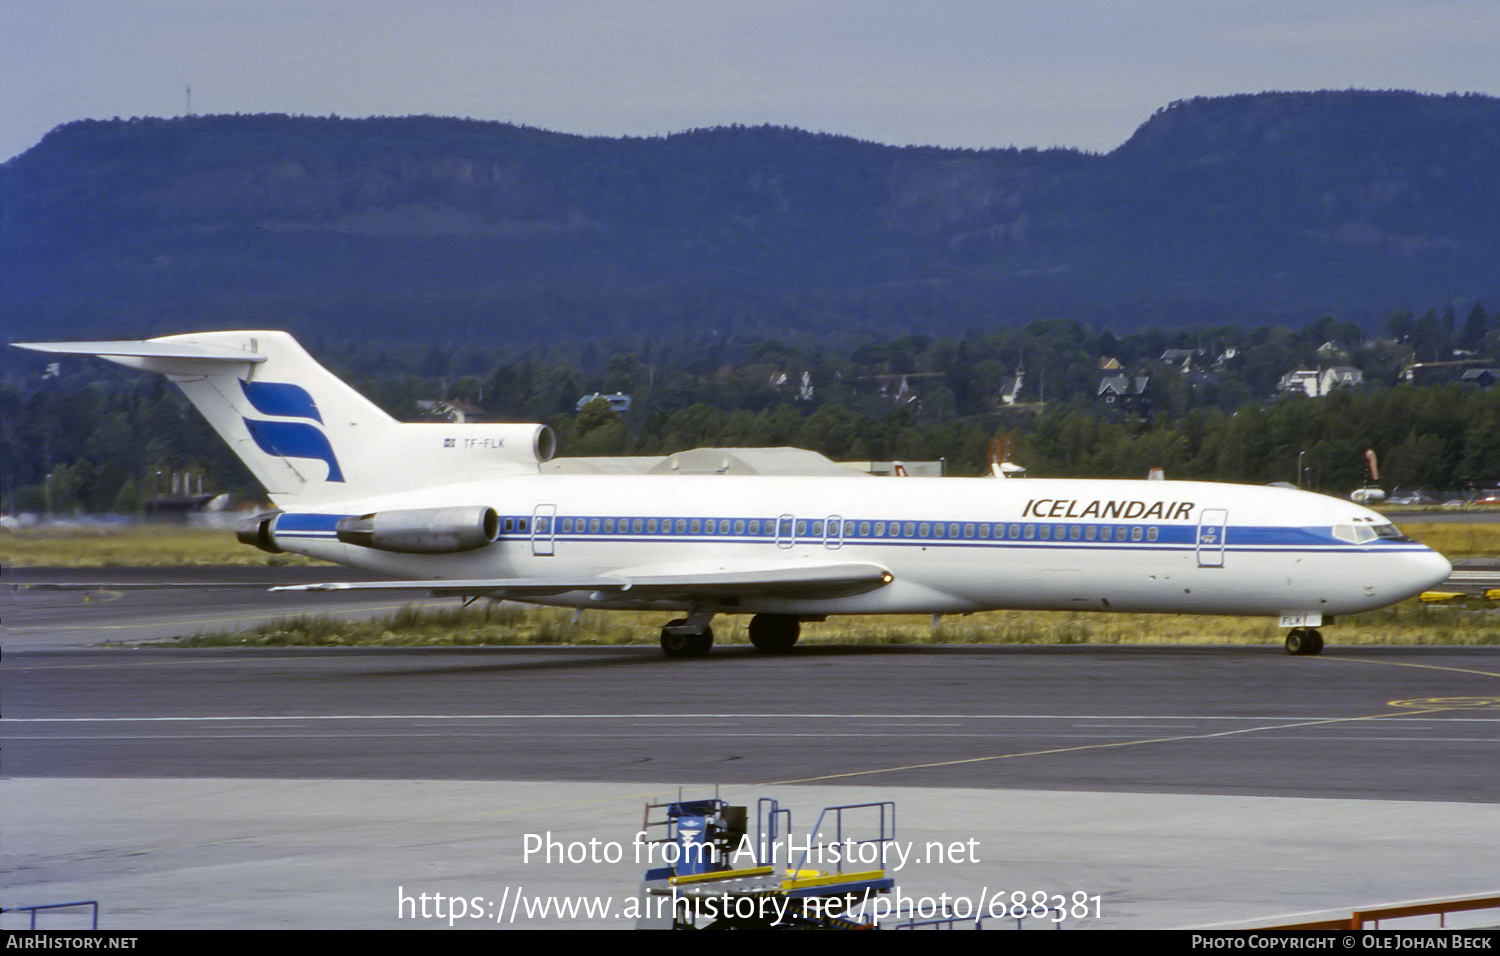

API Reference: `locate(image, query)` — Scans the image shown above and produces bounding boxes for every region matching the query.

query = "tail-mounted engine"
[236,512,284,554]
[334,506,502,554]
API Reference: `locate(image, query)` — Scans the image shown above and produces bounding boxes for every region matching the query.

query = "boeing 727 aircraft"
[14,331,1452,657]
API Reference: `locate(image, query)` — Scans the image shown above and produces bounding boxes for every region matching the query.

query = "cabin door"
[531,504,557,556]
[1196,508,1227,567]
[776,514,795,549]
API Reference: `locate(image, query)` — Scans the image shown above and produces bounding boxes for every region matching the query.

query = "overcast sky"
[3,0,1498,162]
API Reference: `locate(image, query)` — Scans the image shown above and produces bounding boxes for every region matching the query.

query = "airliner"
[14,331,1452,657]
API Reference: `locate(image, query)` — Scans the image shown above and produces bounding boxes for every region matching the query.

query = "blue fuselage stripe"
[269,511,1424,555]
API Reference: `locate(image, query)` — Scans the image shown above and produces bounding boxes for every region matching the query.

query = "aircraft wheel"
[660,621,714,658]
[1285,627,1324,656]
[748,614,801,653]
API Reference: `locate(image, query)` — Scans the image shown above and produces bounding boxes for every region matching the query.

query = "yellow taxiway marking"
[1320,655,1500,681]
[1388,696,1500,710]
[760,698,1494,787]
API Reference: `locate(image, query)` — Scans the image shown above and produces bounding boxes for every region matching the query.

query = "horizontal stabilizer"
[13,340,268,365]
[12,581,284,591]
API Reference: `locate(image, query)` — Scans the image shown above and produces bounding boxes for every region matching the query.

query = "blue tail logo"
[239,380,345,482]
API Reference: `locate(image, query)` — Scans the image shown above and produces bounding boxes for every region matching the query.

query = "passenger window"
[690,520,701,534]
[859,521,871,536]
[1024,524,1035,539]
[1070,525,1081,540]
[603,518,614,533]
[919,522,930,537]
[1039,525,1051,540]
[1085,525,1096,540]
[1131,526,1142,541]
[734,520,745,534]
[934,523,945,538]
[504,518,515,532]
[904,523,916,537]
[1147,527,1159,541]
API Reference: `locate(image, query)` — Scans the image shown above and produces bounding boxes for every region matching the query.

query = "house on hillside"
[1402,359,1499,386]
[1097,373,1151,415]
[417,399,489,423]
[1277,366,1362,397]
[575,392,633,412]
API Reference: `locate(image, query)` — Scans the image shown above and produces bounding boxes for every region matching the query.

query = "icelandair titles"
[1021,499,1195,521]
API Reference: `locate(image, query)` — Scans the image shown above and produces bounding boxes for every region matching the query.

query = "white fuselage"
[270,475,1452,619]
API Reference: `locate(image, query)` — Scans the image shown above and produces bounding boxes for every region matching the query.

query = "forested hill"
[3,90,1498,342]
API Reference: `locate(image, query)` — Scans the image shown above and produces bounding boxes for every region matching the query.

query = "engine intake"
[335,506,501,554]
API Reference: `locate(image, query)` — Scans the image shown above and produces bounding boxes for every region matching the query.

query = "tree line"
[4,308,1497,515]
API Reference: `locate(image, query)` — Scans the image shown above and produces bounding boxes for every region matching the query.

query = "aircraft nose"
[1410,548,1454,591]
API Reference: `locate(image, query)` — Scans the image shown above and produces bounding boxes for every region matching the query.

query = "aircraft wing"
[271,562,893,601]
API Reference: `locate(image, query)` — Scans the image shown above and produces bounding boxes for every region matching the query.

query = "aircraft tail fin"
[14,331,554,505]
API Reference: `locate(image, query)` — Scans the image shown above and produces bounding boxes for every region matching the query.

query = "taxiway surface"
[4,569,1499,930]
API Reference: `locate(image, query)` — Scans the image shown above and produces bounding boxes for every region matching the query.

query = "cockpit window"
[1373,522,1411,542]
[1334,520,1411,544]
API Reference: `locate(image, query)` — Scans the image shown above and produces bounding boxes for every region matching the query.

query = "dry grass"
[1395,521,1500,557]
[12,518,1497,648]
[0,523,324,567]
[6,520,1496,568]
[172,600,1500,648]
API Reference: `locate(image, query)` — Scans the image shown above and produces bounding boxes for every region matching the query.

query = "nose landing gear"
[1284,627,1324,655]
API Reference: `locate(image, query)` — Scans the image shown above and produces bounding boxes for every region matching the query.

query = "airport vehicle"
[14,331,1452,657]
[635,794,897,930]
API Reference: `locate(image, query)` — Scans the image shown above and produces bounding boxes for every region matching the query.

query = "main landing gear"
[659,612,804,657]
[747,614,801,653]
[660,619,714,658]
[1284,627,1324,656]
